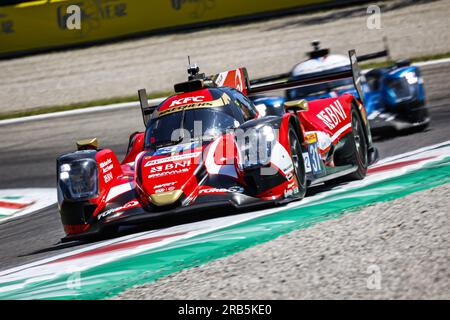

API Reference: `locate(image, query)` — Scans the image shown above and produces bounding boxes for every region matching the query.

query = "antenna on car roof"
[307,40,330,59]
[186,56,206,81]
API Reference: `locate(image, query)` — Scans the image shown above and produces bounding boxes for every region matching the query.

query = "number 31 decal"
[307,143,322,175]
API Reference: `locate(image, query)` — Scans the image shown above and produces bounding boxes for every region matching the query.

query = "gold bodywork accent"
[150,190,183,206]
[284,99,309,112]
[76,138,99,150]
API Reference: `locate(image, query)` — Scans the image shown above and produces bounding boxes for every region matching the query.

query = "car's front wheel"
[288,125,307,200]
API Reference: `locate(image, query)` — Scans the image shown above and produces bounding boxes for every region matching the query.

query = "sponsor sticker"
[145,152,201,167]
[159,95,229,117]
[302,152,312,173]
[153,142,200,156]
[307,142,322,175]
[100,158,113,172]
[149,160,191,173]
[305,132,318,144]
[103,172,113,184]
[148,168,190,179]
[170,96,205,107]
[97,200,140,221]
[316,100,347,130]
[199,186,244,195]
[284,186,299,198]
[153,182,177,191]
[100,158,114,183]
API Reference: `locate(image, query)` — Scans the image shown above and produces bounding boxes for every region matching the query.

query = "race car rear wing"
[248,50,365,105]
[249,45,389,86]
[357,49,389,63]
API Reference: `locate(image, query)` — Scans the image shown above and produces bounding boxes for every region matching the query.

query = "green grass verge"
[0,91,173,121]
[1,51,450,122]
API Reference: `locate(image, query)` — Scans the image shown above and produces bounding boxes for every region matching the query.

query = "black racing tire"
[325,106,368,185]
[288,125,307,200]
[411,121,430,133]
[346,107,369,180]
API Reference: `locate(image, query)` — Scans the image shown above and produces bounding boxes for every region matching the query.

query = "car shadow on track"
[20,203,280,257]
[20,180,362,258]
[372,125,431,143]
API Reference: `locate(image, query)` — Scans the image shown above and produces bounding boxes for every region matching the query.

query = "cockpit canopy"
[288,54,353,100]
[144,87,257,149]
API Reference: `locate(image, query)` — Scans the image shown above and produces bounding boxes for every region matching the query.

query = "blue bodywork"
[251,63,429,132]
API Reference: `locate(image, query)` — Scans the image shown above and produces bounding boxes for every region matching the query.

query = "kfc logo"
[170,96,205,107]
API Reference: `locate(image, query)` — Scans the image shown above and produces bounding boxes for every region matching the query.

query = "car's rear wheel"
[288,126,307,200]
[346,107,369,180]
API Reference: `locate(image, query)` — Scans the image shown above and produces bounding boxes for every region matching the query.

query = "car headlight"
[59,159,98,200]
[404,71,418,85]
[236,125,275,169]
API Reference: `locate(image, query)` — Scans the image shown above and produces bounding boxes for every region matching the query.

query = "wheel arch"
[280,113,305,148]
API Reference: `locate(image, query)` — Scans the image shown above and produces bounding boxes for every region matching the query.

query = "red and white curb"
[0,189,56,223]
[0,141,448,291]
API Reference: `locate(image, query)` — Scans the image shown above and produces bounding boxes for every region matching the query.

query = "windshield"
[145,108,238,149]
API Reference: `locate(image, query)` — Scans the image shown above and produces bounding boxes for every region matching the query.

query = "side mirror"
[76,138,99,151]
[284,99,309,112]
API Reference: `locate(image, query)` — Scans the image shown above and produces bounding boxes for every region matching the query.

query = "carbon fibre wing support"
[138,89,159,127]
[349,50,365,105]
[248,50,365,105]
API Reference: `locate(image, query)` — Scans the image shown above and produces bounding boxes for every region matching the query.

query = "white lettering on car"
[97,200,140,220]
[100,158,114,173]
[316,100,347,130]
[154,182,177,189]
[199,186,244,195]
[149,161,191,174]
[170,96,205,107]
[153,182,177,194]
[103,172,113,184]
[144,152,200,167]
[148,168,189,179]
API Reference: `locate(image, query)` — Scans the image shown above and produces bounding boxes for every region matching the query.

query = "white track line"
[1,57,450,126]
[0,98,165,126]
[413,57,450,68]
[375,140,450,165]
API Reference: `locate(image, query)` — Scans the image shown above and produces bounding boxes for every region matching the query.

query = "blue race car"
[250,41,430,133]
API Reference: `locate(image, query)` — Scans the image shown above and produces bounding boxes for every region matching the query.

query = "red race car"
[57,50,378,242]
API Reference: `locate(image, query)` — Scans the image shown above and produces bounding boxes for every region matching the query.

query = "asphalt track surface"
[0,60,449,274]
